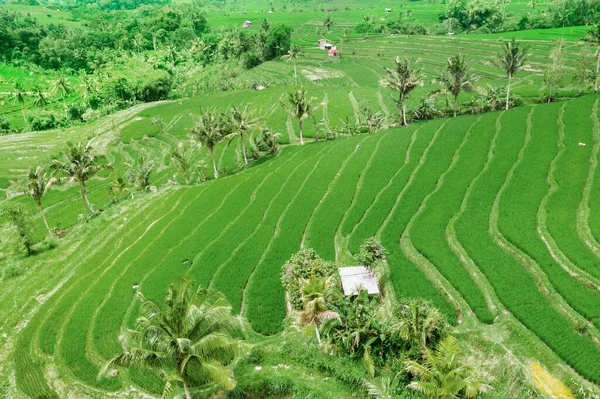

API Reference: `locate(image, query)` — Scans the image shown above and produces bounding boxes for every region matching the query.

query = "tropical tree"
[363,15,374,38]
[100,279,248,399]
[300,275,341,345]
[226,105,261,166]
[285,87,316,145]
[126,155,154,191]
[32,87,50,109]
[189,109,226,178]
[282,44,303,84]
[151,116,166,135]
[169,144,195,185]
[12,166,56,237]
[340,27,350,56]
[573,51,596,95]
[50,141,111,214]
[389,298,446,349]
[11,82,28,128]
[434,54,478,117]
[365,377,395,399]
[253,128,281,156]
[51,74,73,119]
[492,37,530,110]
[80,75,98,100]
[380,57,424,126]
[582,23,600,94]
[405,335,491,399]
[543,40,566,102]
[323,15,334,33]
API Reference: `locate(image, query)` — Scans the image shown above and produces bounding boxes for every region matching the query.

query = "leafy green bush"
[2,262,24,280]
[26,110,64,131]
[281,249,339,311]
[355,237,386,270]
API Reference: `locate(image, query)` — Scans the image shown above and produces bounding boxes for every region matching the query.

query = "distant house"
[267,9,274,14]
[326,9,334,13]
[385,8,392,13]
[339,266,380,296]
[242,20,252,28]
[328,48,340,57]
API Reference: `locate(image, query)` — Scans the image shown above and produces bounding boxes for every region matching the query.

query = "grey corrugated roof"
[339,266,379,296]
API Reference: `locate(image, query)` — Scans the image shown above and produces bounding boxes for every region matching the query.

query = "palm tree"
[32,86,50,109]
[434,54,478,117]
[51,74,73,119]
[50,141,111,214]
[189,109,226,179]
[12,166,57,237]
[285,87,316,145]
[365,377,394,399]
[281,44,303,84]
[390,298,446,349]
[100,279,247,399]
[226,105,261,166]
[253,128,282,156]
[582,23,600,94]
[150,116,166,135]
[363,15,374,38]
[405,335,491,399]
[323,15,334,33]
[126,155,154,191]
[340,28,350,56]
[11,82,28,128]
[380,57,424,126]
[492,38,530,110]
[300,276,340,345]
[80,75,98,100]
[169,144,195,185]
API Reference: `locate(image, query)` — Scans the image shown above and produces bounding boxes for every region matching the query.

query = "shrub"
[281,249,339,311]
[0,202,32,257]
[2,262,24,280]
[355,237,386,270]
[26,110,64,131]
[68,102,87,121]
[0,117,9,133]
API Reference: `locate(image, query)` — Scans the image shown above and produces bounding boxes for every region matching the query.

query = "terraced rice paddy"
[4,94,600,397]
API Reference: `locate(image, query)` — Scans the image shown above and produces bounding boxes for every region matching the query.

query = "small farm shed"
[339,266,380,296]
[385,8,393,13]
[242,20,252,28]
[328,49,340,57]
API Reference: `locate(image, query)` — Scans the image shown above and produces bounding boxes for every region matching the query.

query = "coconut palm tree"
[50,141,111,214]
[80,75,98,100]
[323,15,334,33]
[189,109,226,179]
[126,155,154,191]
[285,87,316,145]
[405,335,491,399]
[51,73,73,119]
[11,82,28,128]
[100,279,247,399]
[32,86,50,109]
[300,275,341,345]
[492,38,530,110]
[380,57,424,126]
[434,54,478,117]
[363,15,374,38]
[169,144,195,185]
[390,298,446,349]
[226,105,261,166]
[12,166,57,237]
[582,23,600,94]
[281,44,303,84]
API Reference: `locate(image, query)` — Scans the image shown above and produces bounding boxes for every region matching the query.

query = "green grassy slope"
[4,97,600,398]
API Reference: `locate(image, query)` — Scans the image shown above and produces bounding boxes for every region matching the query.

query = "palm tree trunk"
[453,94,458,117]
[315,324,321,345]
[299,119,304,145]
[294,59,298,85]
[37,201,54,238]
[21,104,27,130]
[505,73,512,111]
[402,102,408,127]
[81,180,95,214]
[62,94,68,120]
[183,381,192,399]
[242,133,248,165]
[595,49,600,94]
[210,148,219,179]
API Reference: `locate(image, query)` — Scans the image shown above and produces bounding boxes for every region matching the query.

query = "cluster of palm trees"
[12,141,110,238]
[381,37,530,126]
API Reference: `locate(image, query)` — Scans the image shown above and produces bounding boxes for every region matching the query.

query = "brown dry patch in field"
[530,363,575,399]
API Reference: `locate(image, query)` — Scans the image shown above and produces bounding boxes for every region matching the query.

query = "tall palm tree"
[126,155,154,191]
[169,144,195,185]
[340,28,350,56]
[434,54,478,117]
[100,279,247,399]
[80,75,98,100]
[405,335,491,399]
[380,57,424,126]
[32,86,50,109]
[50,141,111,214]
[226,105,261,166]
[51,73,73,119]
[582,23,600,94]
[492,38,530,110]
[11,82,28,128]
[300,276,340,345]
[12,166,57,237]
[281,44,303,84]
[390,298,446,349]
[323,15,334,33]
[363,15,374,38]
[285,87,316,145]
[189,109,226,179]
